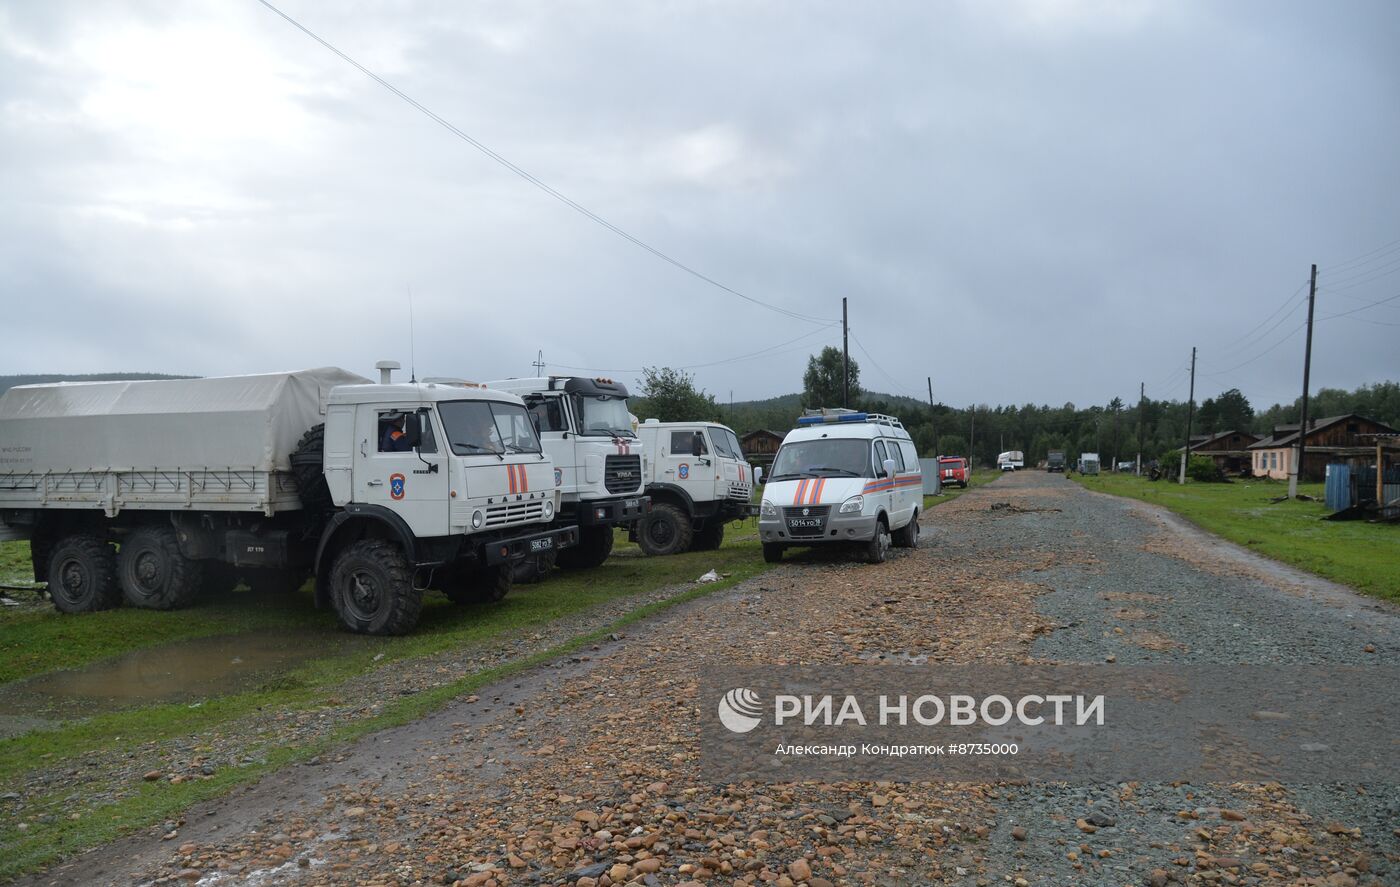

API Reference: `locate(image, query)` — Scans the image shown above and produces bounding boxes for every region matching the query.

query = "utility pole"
[1179,346,1197,484]
[532,350,545,377]
[1136,381,1145,476]
[1289,263,1319,498]
[970,409,976,469]
[842,297,850,409]
[927,376,937,456]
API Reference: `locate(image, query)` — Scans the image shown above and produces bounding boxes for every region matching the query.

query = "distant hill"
[0,373,196,397]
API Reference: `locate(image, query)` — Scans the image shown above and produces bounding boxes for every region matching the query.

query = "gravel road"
[16,471,1399,886]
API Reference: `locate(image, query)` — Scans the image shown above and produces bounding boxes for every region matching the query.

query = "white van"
[758,409,922,564]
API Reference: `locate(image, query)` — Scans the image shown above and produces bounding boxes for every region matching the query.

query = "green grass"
[1073,473,1400,602]
[0,539,31,587]
[0,528,773,877]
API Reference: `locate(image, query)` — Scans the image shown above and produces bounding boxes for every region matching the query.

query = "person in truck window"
[379,413,413,452]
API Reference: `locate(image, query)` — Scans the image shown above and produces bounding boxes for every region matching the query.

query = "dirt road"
[21,472,1399,886]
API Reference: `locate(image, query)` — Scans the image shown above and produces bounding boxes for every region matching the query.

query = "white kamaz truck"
[484,376,648,571]
[0,364,575,635]
[631,419,757,555]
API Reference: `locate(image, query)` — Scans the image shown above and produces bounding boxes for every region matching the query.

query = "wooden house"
[1187,430,1260,474]
[1247,414,1398,481]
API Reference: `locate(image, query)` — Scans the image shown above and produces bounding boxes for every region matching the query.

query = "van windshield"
[769,439,870,480]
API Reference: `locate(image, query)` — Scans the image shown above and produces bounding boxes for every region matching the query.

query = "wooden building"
[741,429,784,470]
[1247,414,1398,481]
[1187,430,1260,474]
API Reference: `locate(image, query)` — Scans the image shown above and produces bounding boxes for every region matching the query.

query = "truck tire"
[329,539,422,635]
[637,504,693,557]
[556,526,614,569]
[863,518,891,564]
[761,542,784,563]
[290,423,333,515]
[693,522,725,551]
[444,564,513,604]
[892,513,921,549]
[118,526,203,609]
[47,535,121,613]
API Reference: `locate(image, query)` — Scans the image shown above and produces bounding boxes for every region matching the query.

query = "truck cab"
[936,456,969,488]
[631,420,757,555]
[1046,451,1066,472]
[758,410,923,564]
[484,376,649,570]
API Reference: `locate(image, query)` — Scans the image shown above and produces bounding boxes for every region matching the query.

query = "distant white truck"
[0,364,575,634]
[484,376,648,572]
[997,450,1025,471]
[1078,453,1101,475]
[631,420,757,555]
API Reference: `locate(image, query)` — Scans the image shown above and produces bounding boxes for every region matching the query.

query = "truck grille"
[604,455,642,494]
[485,500,545,528]
[782,505,831,537]
[727,483,751,501]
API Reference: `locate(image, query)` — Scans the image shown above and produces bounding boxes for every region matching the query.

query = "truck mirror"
[692,434,704,458]
[882,458,897,478]
[753,465,763,485]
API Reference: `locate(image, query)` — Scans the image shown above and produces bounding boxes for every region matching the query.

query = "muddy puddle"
[0,631,362,736]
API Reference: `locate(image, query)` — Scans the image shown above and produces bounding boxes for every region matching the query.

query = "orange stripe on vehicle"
[811,477,825,504]
[519,465,529,492]
[508,465,518,494]
[795,478,809,504]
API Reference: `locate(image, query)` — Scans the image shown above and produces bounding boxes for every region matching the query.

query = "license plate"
[530,537,554,552]
[787,518,822,529]
[625,499,640,509]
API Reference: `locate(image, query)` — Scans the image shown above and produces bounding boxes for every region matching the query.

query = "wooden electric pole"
[1179,346,1196,485]
[927,376,937,456]
[1290,263,1319,498]
[842,297,849,409]
[1136,381,1145,476]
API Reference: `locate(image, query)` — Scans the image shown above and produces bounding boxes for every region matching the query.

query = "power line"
[1315,289,1400,322]
[254,0,834,326]
[1213,279,1308,353]
[849,330,919,399]
[552,325,838,375]
[1320,235,1400,275]
[1313,254,1400,292]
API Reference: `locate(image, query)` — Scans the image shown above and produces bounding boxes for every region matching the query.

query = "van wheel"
[556,526,614,569]
[329,540,422,635]
[893,513,921,549]
[762,542,784,563]
[118,526,202,609]
[693,522,725,551]
[638,504,693,556]
[864,520,891,564]
[444,564,513,604]
[47,535,121,613]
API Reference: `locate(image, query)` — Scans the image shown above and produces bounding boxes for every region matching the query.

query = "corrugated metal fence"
[1325,464,1400,511]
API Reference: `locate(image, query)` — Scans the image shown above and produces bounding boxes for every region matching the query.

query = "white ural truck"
[0,364,576,635]
[997,450,1025,471]
[484,376,648,572]
[630,420,758,555]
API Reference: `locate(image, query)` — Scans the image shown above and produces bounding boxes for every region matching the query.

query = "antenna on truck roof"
[407,285,418,383]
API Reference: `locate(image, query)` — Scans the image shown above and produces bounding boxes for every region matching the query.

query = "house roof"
[1188,429,1259,451]
[740,428,783,441]
[1246,414,1397,449]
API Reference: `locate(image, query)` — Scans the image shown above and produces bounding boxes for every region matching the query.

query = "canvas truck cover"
[0,368,369,474]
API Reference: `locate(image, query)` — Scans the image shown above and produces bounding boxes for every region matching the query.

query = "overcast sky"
[2,0,1397,410]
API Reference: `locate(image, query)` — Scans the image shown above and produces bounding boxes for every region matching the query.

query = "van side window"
[901,441,918,470]
[874,440,889,474]
[887,440,906,472]
[671,431,706,455]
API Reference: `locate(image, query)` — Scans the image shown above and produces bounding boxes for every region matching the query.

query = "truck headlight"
[471,509,485,529]
[839,495,864,514]
[760,499,777,517]
[543,499,554,520]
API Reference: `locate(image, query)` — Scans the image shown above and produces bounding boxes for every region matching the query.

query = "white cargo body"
[0,368,365,517]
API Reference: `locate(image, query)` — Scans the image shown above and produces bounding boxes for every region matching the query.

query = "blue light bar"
[797,412,870,425]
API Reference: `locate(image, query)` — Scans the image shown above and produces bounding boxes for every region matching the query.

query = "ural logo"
[389,473,406,500]
[717,688,763,734]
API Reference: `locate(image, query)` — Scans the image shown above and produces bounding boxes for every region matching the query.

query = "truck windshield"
[710,429,740,459]
[439,401,542,456]
[575,395,635,438]
[769,439,870,480]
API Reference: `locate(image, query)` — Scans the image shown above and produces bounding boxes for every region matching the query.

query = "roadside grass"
[0,539,30,586]
[0,530,772,877]
[1073,473,1400,602]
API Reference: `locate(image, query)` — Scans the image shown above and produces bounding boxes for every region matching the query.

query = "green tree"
[1213,388,1253,431]
[633,367,719,422]
[802,346,860,409]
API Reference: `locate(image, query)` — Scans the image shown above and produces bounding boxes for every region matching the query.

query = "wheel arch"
[644,483,696,517]
[313,506,418,608]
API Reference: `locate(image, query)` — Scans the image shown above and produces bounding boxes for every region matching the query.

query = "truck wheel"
[637,504,693,557]
[47,535,121,613]
[444,564,513,604]
[692,522,725,551]
[556,526,614,569]
[892,513,921,549]
[290,423,332,515]
[118,526,202,609]
[244,567,309,597]
[329,540,422,635]
[762,542,784,563]
[864,519,891,564]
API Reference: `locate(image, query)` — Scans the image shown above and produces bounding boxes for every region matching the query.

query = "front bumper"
[481,525,580,566]
[759,510,880,544]
[572,495,650,527]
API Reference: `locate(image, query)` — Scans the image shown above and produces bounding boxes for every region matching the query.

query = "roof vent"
[375,360,401,385]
